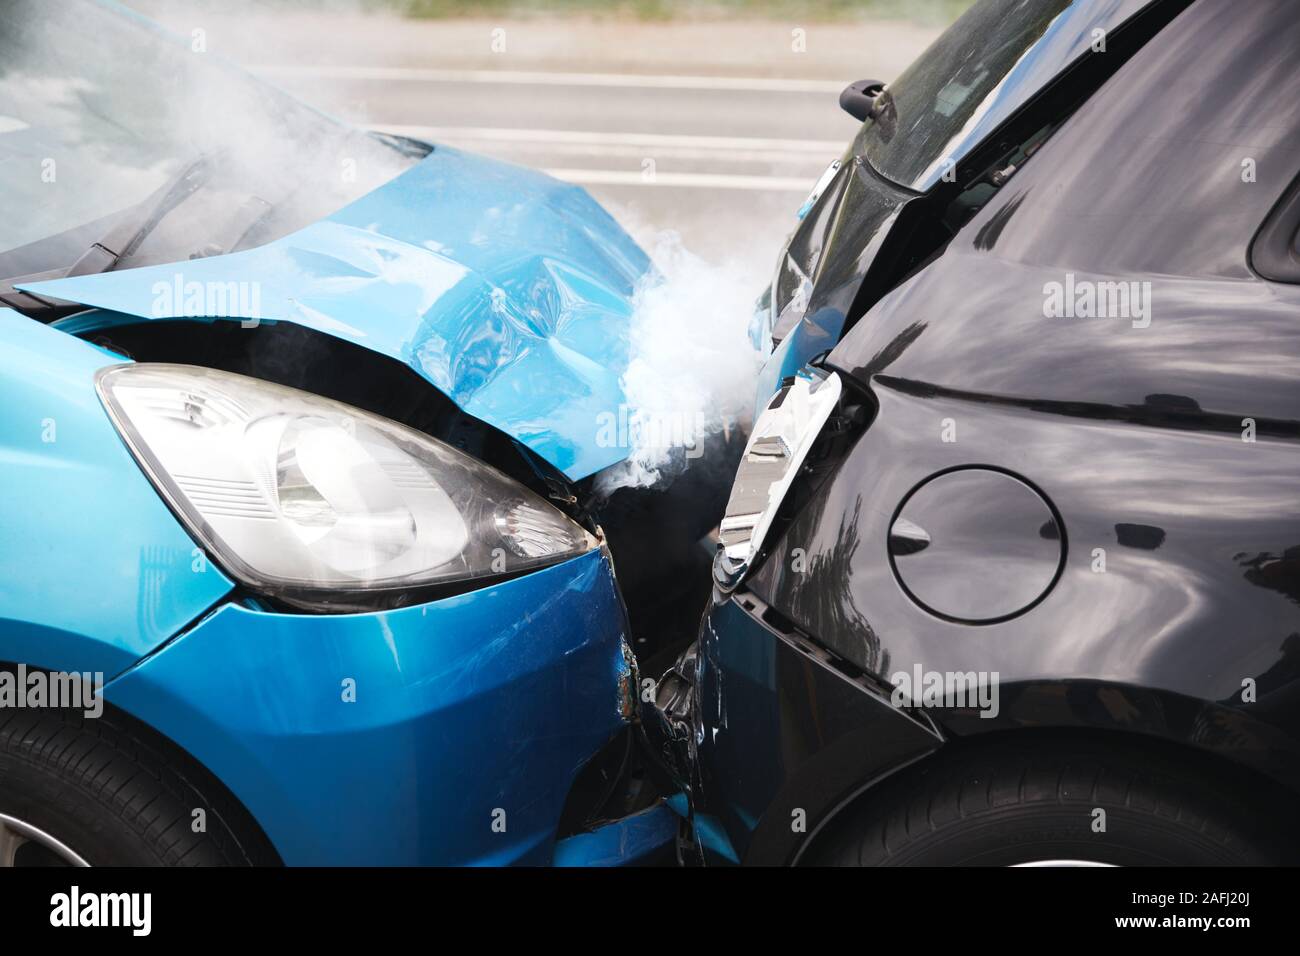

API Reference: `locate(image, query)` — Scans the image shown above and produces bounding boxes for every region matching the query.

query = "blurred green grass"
[376,0,975,23]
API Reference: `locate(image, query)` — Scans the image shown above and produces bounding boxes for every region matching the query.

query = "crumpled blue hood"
[24,147,650,480]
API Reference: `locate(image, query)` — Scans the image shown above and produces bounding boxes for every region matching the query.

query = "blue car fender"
[103,547,636,866]
[0,309,233,678]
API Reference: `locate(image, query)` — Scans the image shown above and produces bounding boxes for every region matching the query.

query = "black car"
[650,0,1300,865]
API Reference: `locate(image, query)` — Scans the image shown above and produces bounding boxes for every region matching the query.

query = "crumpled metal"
[26,146,651,480]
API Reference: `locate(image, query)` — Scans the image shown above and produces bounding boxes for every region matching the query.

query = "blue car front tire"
[0,697,277,867]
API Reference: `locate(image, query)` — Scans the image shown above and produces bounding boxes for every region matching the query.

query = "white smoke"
[594,230,764,497]
[0,0,415,257]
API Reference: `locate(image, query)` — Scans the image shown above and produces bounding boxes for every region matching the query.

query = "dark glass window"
[860,0,1151,191]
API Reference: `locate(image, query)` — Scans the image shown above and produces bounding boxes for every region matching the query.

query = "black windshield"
[858,0,1153,191]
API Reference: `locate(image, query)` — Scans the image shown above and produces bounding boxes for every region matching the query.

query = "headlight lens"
[97,364,597,609]
[716,368,841,585]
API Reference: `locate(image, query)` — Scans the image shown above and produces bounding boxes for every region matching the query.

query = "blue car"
[0,0,697,866]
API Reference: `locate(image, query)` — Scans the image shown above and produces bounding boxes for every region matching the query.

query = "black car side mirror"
[840,78,886,122]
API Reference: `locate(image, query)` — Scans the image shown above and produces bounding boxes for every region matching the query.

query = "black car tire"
[805,736,1284,866]
[0,704,273,866]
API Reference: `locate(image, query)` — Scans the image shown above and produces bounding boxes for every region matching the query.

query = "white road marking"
[452,141,826,165]
[542,168,812,191]
[376,124,844,155]
[371,125,829,190]
[255,64,847,94]
[442,140,830,165]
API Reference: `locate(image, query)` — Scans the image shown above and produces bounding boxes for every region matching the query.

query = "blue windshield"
[0,0,416,272]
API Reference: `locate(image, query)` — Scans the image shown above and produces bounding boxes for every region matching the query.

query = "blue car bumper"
[104,547,639,866]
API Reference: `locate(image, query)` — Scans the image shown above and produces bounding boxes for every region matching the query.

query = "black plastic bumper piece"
[686,591,944,864]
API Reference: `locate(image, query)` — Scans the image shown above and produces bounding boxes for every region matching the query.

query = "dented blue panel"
[26,148,652,480]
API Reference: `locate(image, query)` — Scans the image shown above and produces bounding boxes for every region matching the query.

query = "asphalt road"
[174,11,945,287]
[261,64,854,279]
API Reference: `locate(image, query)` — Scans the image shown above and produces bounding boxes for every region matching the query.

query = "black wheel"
[805,736,1287,866]
[0,702,276,866]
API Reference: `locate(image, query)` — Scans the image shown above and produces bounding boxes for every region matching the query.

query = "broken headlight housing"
[97,364,597,610]
[716,367,841,587]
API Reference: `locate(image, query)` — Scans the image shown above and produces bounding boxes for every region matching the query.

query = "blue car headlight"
[97,363,597,610]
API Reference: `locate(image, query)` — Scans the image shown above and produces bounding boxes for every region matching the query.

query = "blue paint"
[0,309,233,678]
[104,547,634,865]
[552,803,678,866]
[28,147,652,480]
[665,790,740,863]
[692,812,741,864]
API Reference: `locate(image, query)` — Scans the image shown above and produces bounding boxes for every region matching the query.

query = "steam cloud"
[0,0,414,257]
[594,230,764,497]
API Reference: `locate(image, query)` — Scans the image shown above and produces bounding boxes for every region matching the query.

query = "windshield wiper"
[66,153,215,277]
[1,154,216,321]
